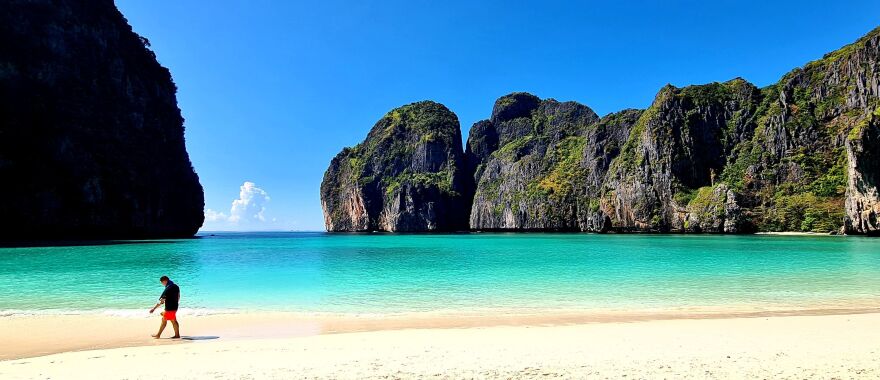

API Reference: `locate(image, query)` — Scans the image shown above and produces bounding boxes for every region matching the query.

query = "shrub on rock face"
[320,101,472,232]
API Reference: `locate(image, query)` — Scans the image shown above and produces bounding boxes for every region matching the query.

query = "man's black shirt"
[159,281,180,311]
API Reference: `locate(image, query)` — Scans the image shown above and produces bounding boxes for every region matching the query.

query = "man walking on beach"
[149,275,180,339]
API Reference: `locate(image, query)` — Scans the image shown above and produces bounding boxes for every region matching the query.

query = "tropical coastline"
[2,232,880,366]
[2,0,880,378]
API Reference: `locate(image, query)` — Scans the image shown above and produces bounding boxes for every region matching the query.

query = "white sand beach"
[1,311,879,379]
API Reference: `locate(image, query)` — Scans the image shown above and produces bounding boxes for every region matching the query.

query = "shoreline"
[753,231,835,236]
[2,312,879,378]
[3,305,880,361]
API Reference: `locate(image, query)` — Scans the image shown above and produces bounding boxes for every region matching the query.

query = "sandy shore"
[3,306,879,360]
[2,311,880,379]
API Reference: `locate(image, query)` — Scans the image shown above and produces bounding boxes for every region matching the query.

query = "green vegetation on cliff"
[355,102,461,189]
[534,136,587,200]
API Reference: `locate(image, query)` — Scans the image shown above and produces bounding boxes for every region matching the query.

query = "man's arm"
[149,298,165,313]
[151,285,171,313]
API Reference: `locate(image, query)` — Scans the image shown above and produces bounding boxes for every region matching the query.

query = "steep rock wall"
[320,101,472,232]
[0,0,204,239]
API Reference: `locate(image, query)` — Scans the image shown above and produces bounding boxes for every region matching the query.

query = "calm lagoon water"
[1,232,879,315]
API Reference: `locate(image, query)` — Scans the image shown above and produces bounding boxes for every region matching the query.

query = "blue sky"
[115,0,880,231]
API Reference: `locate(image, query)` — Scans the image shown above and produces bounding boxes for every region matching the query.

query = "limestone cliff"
[466,93,601,230]
[322,26,880,234]
[466,26,880,234]
[320,101,472,232]
[721,26,880,234]
[601,79,761,233]
[844,109,880,235]
[464,93,646,231]
[0,0,204,239]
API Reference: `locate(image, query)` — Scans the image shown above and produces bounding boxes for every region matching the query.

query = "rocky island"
[322,26,880,235]
[0,0,204,239]
[321,101,472,232]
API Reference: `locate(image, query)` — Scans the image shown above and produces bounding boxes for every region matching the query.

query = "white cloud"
[202,181,274,230]
[204,208,228,222]
[229,181,271,223]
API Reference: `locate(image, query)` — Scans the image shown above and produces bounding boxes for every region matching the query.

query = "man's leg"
[170,320,180,338]
[152,312,168,338]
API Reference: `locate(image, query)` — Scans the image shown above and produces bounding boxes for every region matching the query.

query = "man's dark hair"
[160,275,169,282]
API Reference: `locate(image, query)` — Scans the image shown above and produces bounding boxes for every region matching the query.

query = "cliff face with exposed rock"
[320,101,472,232]
[322,26,880,235]
[844,109,880,235]
[600,79,762,233]
[466,93,600,230]
[725,27,880,235]
[0,0,204,239]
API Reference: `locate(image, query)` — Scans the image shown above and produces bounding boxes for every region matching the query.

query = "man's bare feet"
[152,334,160,339]
[171,335,181,339]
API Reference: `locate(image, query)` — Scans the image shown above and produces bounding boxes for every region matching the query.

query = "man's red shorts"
[162,310,177,321]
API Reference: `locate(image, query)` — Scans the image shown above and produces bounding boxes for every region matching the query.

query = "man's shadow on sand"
[180,336,220,341]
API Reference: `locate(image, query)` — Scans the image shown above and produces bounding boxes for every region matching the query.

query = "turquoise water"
[1,232,879,315]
